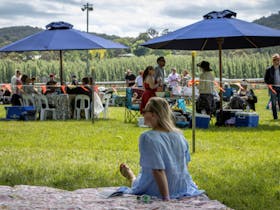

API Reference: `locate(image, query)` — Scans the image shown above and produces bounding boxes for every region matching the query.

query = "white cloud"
[0,0,278,37]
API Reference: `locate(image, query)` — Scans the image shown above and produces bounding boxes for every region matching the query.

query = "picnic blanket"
[0,185,232,209]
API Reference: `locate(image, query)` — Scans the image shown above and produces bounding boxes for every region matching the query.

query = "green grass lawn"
[0,89,279,210]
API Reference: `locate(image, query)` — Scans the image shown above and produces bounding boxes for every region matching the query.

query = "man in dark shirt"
[264,53,280,120]
[125,69,136,87]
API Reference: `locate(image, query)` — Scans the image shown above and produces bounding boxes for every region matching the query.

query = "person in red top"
[140,66,159,114]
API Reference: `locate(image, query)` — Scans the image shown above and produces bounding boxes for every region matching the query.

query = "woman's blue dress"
[128,130,204,199]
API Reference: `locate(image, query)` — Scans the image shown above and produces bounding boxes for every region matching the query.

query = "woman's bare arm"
[146,76,158,89]
[152,169,170,200]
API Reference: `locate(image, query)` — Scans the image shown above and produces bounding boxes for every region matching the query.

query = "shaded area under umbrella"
[142,10,280,152]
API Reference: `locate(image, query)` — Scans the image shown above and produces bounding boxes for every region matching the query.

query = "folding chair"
[124,88,141,123]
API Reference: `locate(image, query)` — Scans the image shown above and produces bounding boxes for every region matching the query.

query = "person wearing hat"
[264,53,280,120]
[196,61,215,116]
[125,69,136,87]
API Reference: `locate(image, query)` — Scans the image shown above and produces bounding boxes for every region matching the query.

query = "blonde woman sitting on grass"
[120,97,204,201]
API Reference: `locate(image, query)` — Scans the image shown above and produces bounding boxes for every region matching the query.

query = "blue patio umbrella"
[142,10,280,152]
[0,21,127,122]
[0,21,127,84]
[142,10,280,50]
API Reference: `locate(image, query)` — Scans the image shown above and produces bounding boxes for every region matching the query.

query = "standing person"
[120,97,204,200]
[125,69,136,87]
[196,61,215,116]
[181,70,191,86]
[167,67,181,90]
[154,56,166,91]
[11,70,21,94]
[264,53,280,120]
[134,70,144,88]
[140,66,159,113]
[10,72,23,106]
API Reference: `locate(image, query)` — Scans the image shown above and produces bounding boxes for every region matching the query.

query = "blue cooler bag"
[5,106,36,120]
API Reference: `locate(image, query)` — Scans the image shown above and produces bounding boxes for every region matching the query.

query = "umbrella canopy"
[142,10,280,50]
[0,21,127,83]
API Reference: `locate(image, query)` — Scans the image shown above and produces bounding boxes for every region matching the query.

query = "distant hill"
[253,11,280,29]
[0,25,122,48]
[0,26,42,46]
[0,11,279,48]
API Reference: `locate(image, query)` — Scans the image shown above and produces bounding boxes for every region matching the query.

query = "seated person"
[45,74,58,94]
[75,84,92,98]
[132,92,141,104]
[71,75,78,85]
[237,80,257,111]
[229,80,257,111]
[67,77,92,97]
[120,97,204,200]
[222,83,234,102]
[21,74,38,94]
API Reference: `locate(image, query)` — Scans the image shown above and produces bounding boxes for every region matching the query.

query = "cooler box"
[235,112,259,127]
[190,114,210,129]
[5,106,36,120]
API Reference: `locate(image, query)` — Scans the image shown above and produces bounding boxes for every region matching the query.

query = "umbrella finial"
[46,21,73,30]
[203,10,236,19]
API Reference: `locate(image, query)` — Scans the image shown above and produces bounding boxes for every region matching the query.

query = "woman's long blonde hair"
[145,97,179,132]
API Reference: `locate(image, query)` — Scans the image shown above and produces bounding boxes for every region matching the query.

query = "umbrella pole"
[91,67,95,123]
[60,50,63,85]
[191,51,196,153]
[217,38,224,110]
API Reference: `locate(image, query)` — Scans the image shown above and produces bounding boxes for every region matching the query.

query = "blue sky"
[0,0,278,37]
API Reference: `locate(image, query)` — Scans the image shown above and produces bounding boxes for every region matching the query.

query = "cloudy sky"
[0,0,278,37]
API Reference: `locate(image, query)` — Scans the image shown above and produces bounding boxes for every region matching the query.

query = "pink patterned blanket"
[0,185,232,209]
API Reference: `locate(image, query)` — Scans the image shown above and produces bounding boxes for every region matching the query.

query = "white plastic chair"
[36,94,57,120]
[74,95,90,120]
[21,94,35,107]
[102,93,111,119]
